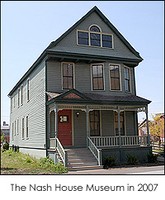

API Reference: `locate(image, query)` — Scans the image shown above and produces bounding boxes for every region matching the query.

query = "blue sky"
[1,1,164,124]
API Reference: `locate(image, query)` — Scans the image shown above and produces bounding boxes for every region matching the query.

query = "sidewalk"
[67,165,164,175]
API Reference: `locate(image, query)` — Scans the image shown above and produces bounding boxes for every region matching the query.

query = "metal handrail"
[87,137,102,166]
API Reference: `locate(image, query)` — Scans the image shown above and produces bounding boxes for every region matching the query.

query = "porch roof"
[46,89,151,106]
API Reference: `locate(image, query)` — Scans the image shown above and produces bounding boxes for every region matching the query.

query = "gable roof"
[47,6,142,60]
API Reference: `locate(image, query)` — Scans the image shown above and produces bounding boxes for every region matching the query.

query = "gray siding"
[50,12,139,61]
[125,111,136,136]
[47,61,135,95]
[101,110,114,136]
[10,60,46,158]
[73,110,86,147]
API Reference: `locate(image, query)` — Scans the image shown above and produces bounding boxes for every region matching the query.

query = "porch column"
[54,106,58,138]
[117,107,121,147]
[145,105,150,146]
[86,106,90,137]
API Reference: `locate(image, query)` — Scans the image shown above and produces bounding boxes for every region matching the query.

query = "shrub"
[147,152,158,163]
[103,156,116,169]
[127,154,138,165]
[3,142,9,151]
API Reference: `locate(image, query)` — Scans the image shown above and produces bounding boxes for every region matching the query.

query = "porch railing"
[90,135,148,148]
[87,137,102,166]
[50,137,67,167]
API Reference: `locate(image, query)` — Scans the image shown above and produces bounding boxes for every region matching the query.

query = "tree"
[149,114,164,146]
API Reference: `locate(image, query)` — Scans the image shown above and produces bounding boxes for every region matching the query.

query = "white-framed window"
[18,88,20,107]
[12,122,14,141]
[14,120,16,136]
[124,66,131,92]
[27,79,30,102]
[61,62,75,90]
[21,85,23,105]
[109,64,122,91]
[77,24,113,48]
[26,116,29,139]
[91,64,104,90]
[17,118,19,135]
[114,111,125,136]
[22,117,25,139]
[11,97,13,113]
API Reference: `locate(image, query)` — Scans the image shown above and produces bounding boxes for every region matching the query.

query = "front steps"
[66,148,102,171]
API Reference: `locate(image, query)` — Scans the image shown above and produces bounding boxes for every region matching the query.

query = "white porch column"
[117,107,121,147]
[86,106,90,137]
[145,105,150,146]
[54,106,58,138]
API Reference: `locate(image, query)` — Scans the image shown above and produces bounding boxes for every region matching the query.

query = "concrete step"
[66,148,100,170]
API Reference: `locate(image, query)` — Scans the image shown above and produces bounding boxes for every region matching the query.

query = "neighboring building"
[8,7,151,168]
[1,121,10,143]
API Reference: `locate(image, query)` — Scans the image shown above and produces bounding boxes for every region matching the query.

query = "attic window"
[77,24,113,48]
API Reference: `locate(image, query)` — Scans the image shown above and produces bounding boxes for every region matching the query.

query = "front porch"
[46,89,151,167]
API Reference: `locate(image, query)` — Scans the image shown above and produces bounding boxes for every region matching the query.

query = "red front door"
[58,110,72,146]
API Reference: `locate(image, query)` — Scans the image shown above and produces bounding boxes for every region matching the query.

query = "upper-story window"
[62,63,74,89]
[21,85,23,105]
[18,88,20,107]
[77,24,113,48]
[91,64,104,90]
[27,79,30,102]
[109,64,121,91]
[124,66,131,92]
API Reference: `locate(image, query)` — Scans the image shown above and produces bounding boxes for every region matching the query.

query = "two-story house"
[8,6,151,169]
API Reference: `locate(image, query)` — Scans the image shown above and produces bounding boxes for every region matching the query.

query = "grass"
[1,149,68,174]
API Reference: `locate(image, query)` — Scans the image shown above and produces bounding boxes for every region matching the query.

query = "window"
[17,119,19,135]
[114,112,125,136]
[77,25,113,48]
[78,31,89,45]
[26,116,29,138]
[21,85,23,105]
[18,88,20,107]
[14,121,16,136]
[12,123,14,141]
[92,64,104,90]
[89,110,100,136]
[62,63,74,89]
[102,34,112,48]
[124,67,131,92]
[22,118,25,139]
[27,79,30,101]
[109,65,121,90]
[11,97,13,113]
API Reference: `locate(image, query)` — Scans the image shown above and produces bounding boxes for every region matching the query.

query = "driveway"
[67,165,164,175]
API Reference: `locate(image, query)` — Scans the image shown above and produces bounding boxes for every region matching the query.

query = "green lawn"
[1,149,68,174]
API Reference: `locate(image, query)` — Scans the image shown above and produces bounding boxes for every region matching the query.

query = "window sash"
[22,118,24,139]
[92,65,104,90]
[62,63,74,89]
[26,116,28,138]
[124,67,131,92]
[90,110,100,136]
[114,112,125,136]
[110,65,121,90]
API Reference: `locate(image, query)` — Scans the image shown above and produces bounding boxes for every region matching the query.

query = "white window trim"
[109,63,122,92]
[21,84,23,106]
[90,63,105,91]
[61,62,75,90]
[26,115,29,139]
[22,117,25,140]
[124,65,132,93]
[27,78,30,102]
[77,26,114,49]
[18,88,20,108]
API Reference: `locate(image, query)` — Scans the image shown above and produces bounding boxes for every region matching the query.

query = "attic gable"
[47,6,142,62]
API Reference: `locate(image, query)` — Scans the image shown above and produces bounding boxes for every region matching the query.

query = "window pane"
[110,65,120,90]
[90,26,100,32]
[90,111,100,136]
[124,67,130,92]
[90,33,100,46]
[102,34,112,48]
[78,31,89,45]
[92,65,104,90]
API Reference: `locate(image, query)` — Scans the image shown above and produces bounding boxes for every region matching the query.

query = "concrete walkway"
[67,165,164,175]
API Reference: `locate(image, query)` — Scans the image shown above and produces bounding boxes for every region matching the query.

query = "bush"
[127,154,138,165]
[3,142,9,151]
[103,156,116,169]
[147,152,158,163]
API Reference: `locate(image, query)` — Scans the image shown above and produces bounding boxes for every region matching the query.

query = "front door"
[58,109,72,146]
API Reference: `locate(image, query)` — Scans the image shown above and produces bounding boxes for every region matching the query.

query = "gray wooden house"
[8,6,151,169]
